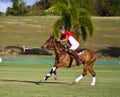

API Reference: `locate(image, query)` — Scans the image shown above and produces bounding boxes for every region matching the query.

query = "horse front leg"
[40,66,57,83]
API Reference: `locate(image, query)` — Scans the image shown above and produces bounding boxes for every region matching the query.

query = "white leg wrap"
[75,75,83,83]
[52,67,56,71]
[52,67,56,76]
[47,73,51,76]
[43,73,51,80]
[91,77,96,86]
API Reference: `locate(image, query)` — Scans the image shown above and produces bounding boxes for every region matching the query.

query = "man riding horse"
[58,26,82,66]
[40,31,97,85]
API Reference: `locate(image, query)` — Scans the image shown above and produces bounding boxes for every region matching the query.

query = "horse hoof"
[54,76,57,80]
[72,81,77,84]
[91,83,95,86]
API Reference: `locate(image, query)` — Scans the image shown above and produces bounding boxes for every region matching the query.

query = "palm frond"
[45,3,67,15]
[53,19,65,39]
[51,1,94,41]
[79,8,94,38]
[81,26,87,41]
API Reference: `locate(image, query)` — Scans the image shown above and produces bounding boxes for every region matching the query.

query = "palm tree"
[46,0,94,41]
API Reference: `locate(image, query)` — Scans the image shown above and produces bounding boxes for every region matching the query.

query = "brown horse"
[40,35,97,86]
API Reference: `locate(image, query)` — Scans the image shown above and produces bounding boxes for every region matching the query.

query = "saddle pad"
[77,49,84,55]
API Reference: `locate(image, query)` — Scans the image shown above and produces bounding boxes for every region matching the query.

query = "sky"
[0,0,12,13]
[0,0,40,13]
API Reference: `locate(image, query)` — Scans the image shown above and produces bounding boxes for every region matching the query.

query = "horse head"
[41,35,65,52]
[41,35,55,51]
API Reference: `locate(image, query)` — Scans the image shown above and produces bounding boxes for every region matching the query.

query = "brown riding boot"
[68,49,82,66]
[73,52,82,65]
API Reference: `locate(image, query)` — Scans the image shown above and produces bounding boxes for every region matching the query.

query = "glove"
[57,39,60,41]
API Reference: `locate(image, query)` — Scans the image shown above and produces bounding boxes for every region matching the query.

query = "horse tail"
[95,51,108,57]
[95,51,103,58]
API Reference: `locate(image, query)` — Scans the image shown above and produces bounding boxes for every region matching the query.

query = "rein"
[55,39,67,54]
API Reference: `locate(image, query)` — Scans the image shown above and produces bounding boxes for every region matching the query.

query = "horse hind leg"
[88,64,96,86]
[72,64,88,84]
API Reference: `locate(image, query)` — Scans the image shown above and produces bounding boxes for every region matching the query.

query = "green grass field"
[0,62,120,97]
[0,16,120,60]
[0,16,120,51]
[0,16,59,49]
[0,16,120,97]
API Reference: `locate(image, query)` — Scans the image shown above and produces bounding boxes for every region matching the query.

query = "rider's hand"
[57,39,60,42]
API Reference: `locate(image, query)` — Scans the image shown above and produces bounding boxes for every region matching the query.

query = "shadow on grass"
[0,79,70,85]
[98,47,120,57]
[3,46,52,55]
[42,81,71,85]
[0,79,39,85]
[4,46,120,58]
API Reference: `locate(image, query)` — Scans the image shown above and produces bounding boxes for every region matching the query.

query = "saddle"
[75,47,84,53]
[77,49,84,53]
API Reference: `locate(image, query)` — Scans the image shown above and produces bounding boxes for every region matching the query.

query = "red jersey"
[60,31,79,45]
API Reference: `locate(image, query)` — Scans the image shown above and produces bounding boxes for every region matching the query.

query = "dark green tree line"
[47,0,120,16]
[5,0,120,16]
[6,0,28,16]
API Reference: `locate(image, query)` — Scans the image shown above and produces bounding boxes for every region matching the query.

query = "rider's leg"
[68,49,82,65]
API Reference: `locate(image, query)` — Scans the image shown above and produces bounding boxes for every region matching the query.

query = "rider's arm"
[60,38,68,42]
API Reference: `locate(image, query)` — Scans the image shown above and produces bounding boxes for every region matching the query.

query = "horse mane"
[51,35,66,53]
[57,41,67,54]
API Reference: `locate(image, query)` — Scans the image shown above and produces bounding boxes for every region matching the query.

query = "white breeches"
[69,36,79,51]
